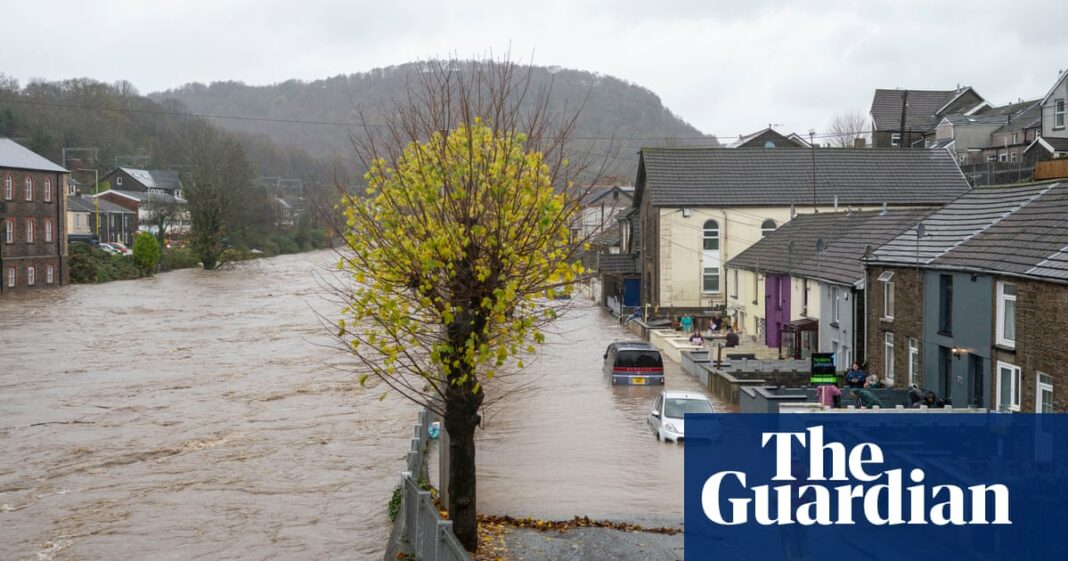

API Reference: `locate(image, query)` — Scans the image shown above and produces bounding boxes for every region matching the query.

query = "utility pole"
[898,90,909,150]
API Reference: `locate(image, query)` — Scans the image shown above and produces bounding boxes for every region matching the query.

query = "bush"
[68,243,98,283]
[132,232,161,276]
[160,248,200,271]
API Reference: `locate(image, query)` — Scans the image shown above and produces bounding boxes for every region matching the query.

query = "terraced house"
[863,181,1068,412]
[0,139,68,292]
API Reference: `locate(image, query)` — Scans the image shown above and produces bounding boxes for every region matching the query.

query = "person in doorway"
[689,330,705,346]
[850,388,884,409]
[710,316,723,332]
[725,329,739,348]
[844,363,866,388]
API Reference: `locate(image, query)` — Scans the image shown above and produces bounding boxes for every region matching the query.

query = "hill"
[153,62,717,180]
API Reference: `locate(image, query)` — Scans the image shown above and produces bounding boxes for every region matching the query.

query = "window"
[703,267,720,293]
[3,175,12,200]
[6,267,14,288]
[830,286,841,324]
[730,268,738,298]
[1037,373,1053,413]
[802,278,809,313]
[890,133,901,146]
[75,214,82,227]
[884,332,895,384]
[46,264,54,285]
[752,273,759,304]
[908,338,920,386]
[116,176,123,186]
[702,220,719,251]
[881,277,894,320]
[4,219,13,244]
[44,220,53,243]
[997,362,1021,412]
[27,266,35,286]
[1009,152,1017,164]
[25,220,34,244]
[43,178,52,202]
[1056,99,1066,129]
[939,346,953,402]
[938,274,953,334]
[24,176,33,201]
[997,282,1016,348]
[999,152,1008,163]
[986,154,996,162]
[760,219,777,238]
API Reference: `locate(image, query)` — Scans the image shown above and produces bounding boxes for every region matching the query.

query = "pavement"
[495,515,684,561]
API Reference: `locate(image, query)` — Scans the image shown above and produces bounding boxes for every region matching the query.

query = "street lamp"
[75,168,100,239]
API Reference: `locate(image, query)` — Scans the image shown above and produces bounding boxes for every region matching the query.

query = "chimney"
[881,202,888,215]
[853,137,867,149]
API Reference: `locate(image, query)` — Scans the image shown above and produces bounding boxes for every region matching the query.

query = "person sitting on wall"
[689,330,704,346]
[710,316,723,332]
[818,384,842,408]
[864,373,882,388]
[922,391,949,409]
[908,385,926,407]
[850,388,884,409]
[844,363,867,388]
[680,315,694,332]
[725,328,739,348]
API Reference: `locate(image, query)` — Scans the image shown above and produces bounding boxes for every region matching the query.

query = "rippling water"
[0,251,416,561]
[1,252,721,560]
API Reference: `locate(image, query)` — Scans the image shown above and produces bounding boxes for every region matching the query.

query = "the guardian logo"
[701,426,1011,527]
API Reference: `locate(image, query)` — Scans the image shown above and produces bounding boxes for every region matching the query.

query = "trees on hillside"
[334,59,594,551]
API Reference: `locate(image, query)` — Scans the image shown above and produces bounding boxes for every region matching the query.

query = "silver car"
[648,391,715,443]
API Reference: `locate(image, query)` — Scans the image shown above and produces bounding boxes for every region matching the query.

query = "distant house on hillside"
[632,147,971,325]
[99,167,183,199]
[1025,69,1068,161]
[727,127,810,149]
[0,138,69,292]
[575,185,634,241]
[870,87,985,148]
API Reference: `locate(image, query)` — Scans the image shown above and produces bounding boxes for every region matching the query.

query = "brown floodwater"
[1,251,720,561]
[0,251,417,561]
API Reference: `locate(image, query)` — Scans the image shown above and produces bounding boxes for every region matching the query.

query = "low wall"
[739,386,816,414]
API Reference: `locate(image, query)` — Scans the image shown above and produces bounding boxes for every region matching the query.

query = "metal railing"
[399,409,470,561]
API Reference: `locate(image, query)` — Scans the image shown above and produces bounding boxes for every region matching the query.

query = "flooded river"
[1,251,719,560]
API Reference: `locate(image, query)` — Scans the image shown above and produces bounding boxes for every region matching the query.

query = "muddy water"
[1,253,718,561]
[476,302,722,518]
[0,251,416,561]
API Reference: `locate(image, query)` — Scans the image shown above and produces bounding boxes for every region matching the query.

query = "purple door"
[765,274,791,348]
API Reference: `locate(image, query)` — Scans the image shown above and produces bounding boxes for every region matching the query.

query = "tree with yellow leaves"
[335,58,596,551]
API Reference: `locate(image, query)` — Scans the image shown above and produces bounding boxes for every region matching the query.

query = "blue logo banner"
[684,414,1068,561]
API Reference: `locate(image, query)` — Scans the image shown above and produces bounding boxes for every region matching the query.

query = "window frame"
[996,281,1016,348]
[26,265,35,286]
[46,264,55,285]
[760,219,777,238]
[890,133,901,146]
[882,280,894,320]
[4,219,13,244]
[1056,99,1066,129]
[702,266,721,294]
[1037,372,1053,413]
[43,177,52,202]
[884,332,895,384]
[908,337,920,386]
[938,274,953,335]
[996,361,1021,412]
[25,219,34,244]
[730,268,738,298]
[830,285,841,324]
[44,219,53,243]
[24,176,33,201]
[6,266,15,288]
[702,220,720,251]
[3,174,12,200]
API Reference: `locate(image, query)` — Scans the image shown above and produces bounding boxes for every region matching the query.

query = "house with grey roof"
[1024,69,1068,162]
[726,127,810,149]
[725,208,934,368]
[99,167,183,199]
[870,87,985,148]
[66,195,138,246]
[1,138,69,292]
[633,146,970,326]
[863,181,1068,412]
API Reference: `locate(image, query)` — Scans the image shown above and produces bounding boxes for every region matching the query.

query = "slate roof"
[0,138,67,173]
[1028,137,1068,153]
[992,100,1042,135]
[597,253,640,275]
[942,114,1008,126]
[870,89,965,131]
[727,128,809,148]
[100,189,184,204]
[117,168,181,190]
[726,209,936,286]
[67,195,134,214]
[635,147,970,208]
[868,181,1068,283]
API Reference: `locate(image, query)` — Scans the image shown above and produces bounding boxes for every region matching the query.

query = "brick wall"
[993,276,1068,412]
[865,265,924,388]
[1,168,66,292]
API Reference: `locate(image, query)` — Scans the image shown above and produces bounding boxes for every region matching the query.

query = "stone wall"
[865,265,924,388]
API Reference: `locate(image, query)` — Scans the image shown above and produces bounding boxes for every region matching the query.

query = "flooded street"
[1,252,717,560]
[476,302,717,519]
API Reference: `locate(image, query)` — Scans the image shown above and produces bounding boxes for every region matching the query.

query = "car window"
[663,398,713,418]
[616,350,662,368]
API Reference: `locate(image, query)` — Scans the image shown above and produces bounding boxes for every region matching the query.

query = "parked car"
[110,242,131,255]
[648,391,715,443]
[98,243,121,255]
[602,341,665,385]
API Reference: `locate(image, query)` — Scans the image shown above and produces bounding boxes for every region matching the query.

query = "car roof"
[611,341,657,351]
[662,391,710,401]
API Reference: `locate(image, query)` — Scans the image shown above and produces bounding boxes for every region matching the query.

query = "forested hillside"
[154,62,717,180]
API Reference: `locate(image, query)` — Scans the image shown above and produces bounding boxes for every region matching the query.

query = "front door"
[764,274,791,347]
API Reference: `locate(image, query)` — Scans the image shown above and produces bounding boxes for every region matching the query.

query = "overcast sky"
[5,0,1067,139]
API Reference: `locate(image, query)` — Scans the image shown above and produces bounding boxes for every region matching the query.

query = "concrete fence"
[398,409,470,561]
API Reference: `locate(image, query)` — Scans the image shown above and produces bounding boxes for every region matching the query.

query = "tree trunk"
[443,383,483,551]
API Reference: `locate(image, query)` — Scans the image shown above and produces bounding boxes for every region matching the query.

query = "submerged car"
[648,391,716,443]
[602,341,665,385]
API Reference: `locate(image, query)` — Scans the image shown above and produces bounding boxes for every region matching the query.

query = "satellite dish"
[764,141,776,150]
